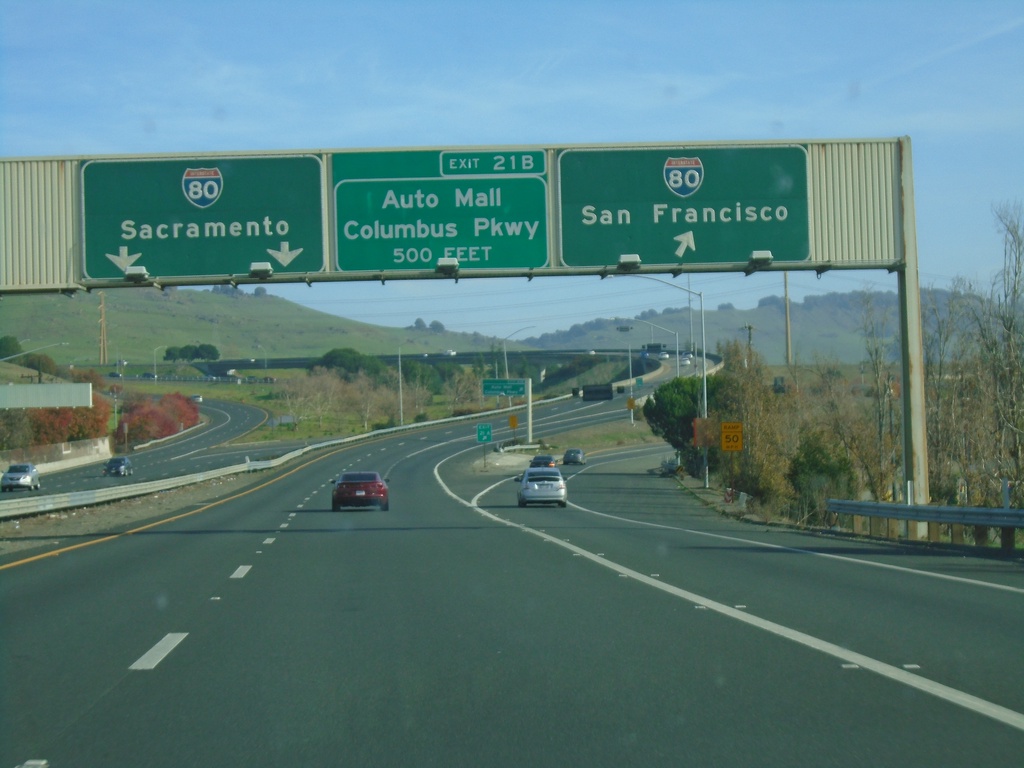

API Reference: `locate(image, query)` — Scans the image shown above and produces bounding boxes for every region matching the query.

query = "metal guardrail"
[826,499,1024,529]
[0,395,572,522]
[0,461,269,522]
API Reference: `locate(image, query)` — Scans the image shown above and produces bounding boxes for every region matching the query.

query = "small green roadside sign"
[82,155,325,279]
[333,150,549,272]
[558,146,809,268]
[477,423,493,443]
[482,378,527,397]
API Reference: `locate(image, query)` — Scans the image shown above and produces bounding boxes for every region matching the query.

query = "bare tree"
[278,379,311,430]
[923,287,967,502]
[812,357,887,501]
[404,371,433,418]
[963,203,1024,506]
[712,340,793,508]
[347,371,381,431]
[442,368,480,415]
[860,293,902,500]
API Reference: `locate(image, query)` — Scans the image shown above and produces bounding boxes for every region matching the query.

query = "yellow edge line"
[0,447,346,571]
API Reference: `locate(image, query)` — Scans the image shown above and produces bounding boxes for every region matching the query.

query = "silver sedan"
[516,468,567,508]
[2,463,41,492]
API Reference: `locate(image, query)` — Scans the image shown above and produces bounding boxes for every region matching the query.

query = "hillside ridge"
[0,285,932,367]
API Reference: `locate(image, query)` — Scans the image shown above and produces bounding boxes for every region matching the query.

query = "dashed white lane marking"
[230,565,252,579]
[263,538,276,544]
[279,523,289,529]
[130,633,188,670]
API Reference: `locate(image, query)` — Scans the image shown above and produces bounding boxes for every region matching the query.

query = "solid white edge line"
[129,632,188,670]
[431,446,1024,734]
[590,505,1024,596]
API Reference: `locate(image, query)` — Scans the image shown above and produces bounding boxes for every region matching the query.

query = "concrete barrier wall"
[1,437,111,472]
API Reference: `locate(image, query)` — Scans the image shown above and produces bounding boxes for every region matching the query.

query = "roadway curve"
[2,398,1022,767]
[41,398,275,495]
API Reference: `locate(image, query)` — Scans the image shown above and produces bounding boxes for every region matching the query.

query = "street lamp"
[501,325,535,379]
[615,324,636,425]
[256,343,267,369]
[617,274,709,488]
[628,317,680,379]
[615,324,634,381]
[0,341,68,363]
[152,345,166,377]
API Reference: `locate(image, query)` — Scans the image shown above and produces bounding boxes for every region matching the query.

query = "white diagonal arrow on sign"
[106,246,143,273]
[674,232,695,258]
[266,241,303,267]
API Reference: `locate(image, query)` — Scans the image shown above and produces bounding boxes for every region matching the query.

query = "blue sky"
[2,0,1022,339]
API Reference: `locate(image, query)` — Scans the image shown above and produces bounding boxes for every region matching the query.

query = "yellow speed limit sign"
[721,421,743,452]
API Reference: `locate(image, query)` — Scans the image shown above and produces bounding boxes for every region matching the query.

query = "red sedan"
[332,471,390,511]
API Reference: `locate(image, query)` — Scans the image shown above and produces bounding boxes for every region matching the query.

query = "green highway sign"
[333,150,549,272]
[482,378,527,397]
[82,156,325,279]
[558,146,809,267]
[477,423,493,443]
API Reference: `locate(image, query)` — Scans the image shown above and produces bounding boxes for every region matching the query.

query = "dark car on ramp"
[562,448,586,465]
[103,457,134,476]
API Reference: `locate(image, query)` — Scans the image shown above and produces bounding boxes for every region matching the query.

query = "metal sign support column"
[896,138,930,519]
[526,378,533,444]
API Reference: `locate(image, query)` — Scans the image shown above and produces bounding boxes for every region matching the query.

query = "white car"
[516,467,567,508]
[2,463,41,492]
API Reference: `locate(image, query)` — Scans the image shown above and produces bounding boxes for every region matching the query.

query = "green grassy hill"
[0,287,506,368]
[1,285,915,370]
[528,290,908,365]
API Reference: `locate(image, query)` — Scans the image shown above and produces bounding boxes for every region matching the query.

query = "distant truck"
[581,384,614,401]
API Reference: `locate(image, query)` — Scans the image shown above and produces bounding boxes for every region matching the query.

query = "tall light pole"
[256,343,267,369]
[615,324,634,387]
[627,317,680,379]
[152,345,166,378]
[688,275,694,354]
[501,325,535,413]
[501,325,535,379]
[397,346,404,426]
[617,274,709,488]
[615,324,636,424]
[0,341,68,363]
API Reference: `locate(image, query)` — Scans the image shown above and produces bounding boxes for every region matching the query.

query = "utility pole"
[740,324,755,366]
[98,291,108,365]
[784,273,793,366]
